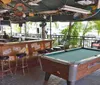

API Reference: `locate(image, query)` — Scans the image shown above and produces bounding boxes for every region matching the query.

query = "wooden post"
[24,22,27,37]
[41,21,46,39]
[42,25,46,39]
[10,21,12,36]
[64,22,72,49]
[50,15,52,39]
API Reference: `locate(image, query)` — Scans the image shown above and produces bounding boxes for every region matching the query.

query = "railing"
[12,33,41,39]
[48,35,97,48]
[11,33,97,48]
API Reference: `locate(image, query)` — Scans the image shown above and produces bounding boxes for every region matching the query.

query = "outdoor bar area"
[0,0,100,85]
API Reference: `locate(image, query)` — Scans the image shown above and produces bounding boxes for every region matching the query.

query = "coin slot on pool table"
[88,61,100,69]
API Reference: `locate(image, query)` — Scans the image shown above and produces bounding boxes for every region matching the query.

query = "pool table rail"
[77,54,100,64]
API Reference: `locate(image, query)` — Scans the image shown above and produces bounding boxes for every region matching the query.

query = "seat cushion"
[16,53,26,58]
[0,56,9,60]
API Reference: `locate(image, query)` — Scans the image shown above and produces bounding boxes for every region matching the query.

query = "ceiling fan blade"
[37,10,58,14]
[61,5,91,14]
[98,0,100,9]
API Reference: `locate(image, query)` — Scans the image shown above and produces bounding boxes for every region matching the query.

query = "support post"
[10,21,12,36]
[50,15,52,39]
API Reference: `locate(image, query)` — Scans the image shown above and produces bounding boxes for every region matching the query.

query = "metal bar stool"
[37,49,48,70]
[15,53,28,75]
[37,49,48,56]
[0,56,13,79]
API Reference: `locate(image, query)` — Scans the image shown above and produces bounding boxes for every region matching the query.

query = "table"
[39,48,100,85]
[91,42,100,49]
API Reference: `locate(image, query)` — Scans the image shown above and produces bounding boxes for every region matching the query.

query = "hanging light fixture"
[0,9,8,13]
[61,5,91,14]
[75,0,95,5]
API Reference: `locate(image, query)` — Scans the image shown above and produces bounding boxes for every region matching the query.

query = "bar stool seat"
[0,56,13,79]
[38,50,48,54]
[45,48,54,52]
[58,45,64,50]
[53,47,61,51]
[0,56,9,60]
[15,53,28,75]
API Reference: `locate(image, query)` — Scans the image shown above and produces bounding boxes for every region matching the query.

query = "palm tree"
[61,22,82,48]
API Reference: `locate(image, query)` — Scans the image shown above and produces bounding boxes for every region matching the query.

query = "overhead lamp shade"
[37,28,39,33]
[29,13,34,17]
[61,5,91,14]
[1,0,11,4]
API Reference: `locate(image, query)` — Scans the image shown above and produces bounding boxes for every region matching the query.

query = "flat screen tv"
[0,20,10,26]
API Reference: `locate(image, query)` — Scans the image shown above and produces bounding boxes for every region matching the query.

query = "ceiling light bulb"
[76,0,95,5]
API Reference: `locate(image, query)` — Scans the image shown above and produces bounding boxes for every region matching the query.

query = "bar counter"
[0,39,53,59]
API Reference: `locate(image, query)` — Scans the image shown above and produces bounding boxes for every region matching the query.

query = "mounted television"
[0,20,10,26]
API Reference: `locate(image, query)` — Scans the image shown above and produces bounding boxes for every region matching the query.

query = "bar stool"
[53,47,61,51]
[0,56,13,79]
[15,53,28,75]
[58,45,64,50]
[45,48,54,52]
[37,49,48,70]
[38,49,48,56]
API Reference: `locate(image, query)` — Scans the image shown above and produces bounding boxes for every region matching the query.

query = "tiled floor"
[0,66,100,85]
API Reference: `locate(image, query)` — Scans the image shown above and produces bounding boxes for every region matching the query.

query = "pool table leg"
[44,72,51,81]
[43,72,51,85]
[67,80,75,85]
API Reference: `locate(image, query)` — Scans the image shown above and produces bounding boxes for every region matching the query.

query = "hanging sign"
[1,0,11,4]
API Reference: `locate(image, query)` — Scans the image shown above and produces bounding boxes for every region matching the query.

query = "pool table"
[39,48,100,85]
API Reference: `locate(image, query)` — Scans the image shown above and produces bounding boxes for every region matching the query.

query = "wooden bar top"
[0,39,53,45]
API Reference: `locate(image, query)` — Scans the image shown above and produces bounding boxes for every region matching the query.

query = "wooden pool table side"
[77,57,100,80]
[40,58,69,80]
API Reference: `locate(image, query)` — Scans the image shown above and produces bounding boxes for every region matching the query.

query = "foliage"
[14,24,21,33]
[94,21,100,35]
[60,21,97,48]
[81,21,95,36]
[26,21,33,34]
[61,22,82,48]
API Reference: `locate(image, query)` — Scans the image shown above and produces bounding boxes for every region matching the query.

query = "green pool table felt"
[45,48,100,63]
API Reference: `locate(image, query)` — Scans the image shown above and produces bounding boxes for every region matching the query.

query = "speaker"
[37,28,39,33]
[40,22,47,27]
[19,23,22,27]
